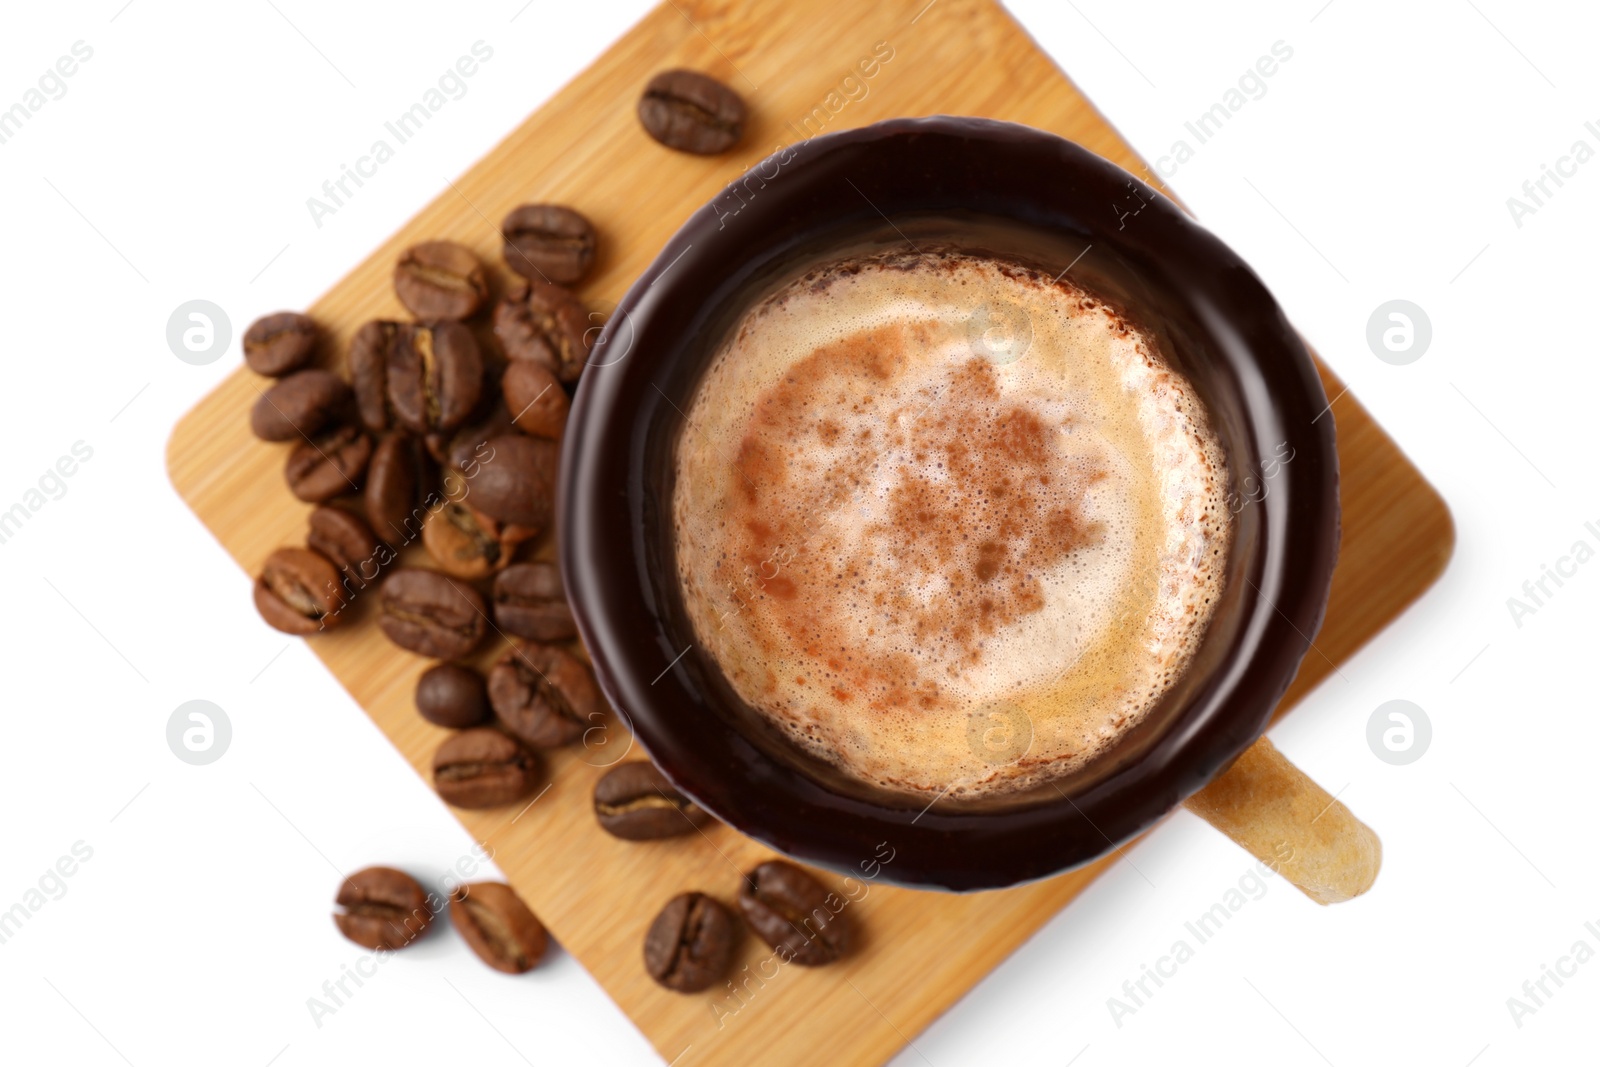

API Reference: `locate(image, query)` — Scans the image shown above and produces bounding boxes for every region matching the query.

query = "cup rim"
[559,116,1339,891]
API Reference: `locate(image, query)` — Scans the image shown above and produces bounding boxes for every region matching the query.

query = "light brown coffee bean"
[334,866,433,951]
[394,240,489,321]
[488,640,602,749]
[432,728,540,809]
[421,501,535,579]
[450,882,549,974]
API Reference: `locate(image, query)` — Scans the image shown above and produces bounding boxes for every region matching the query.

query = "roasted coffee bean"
[638,69,746,155]
[378,567,487,659]
[501,204,596,285]
[450,882,548,974]
[488,640,601,749]
[594,762,708,841]
[254,546,347,634]
[250,369,350,442]
[470,434,558,530]
[391,322,484,435]
[737,861,850,966]
[416,663,490,729]
[365,433,431,546]
[433,728,539,808]
[421,501,534,580]
[644,893,737,992]
[306,505,388,589]
[334,867,433,951]
[349,321,400,433]
[284,423,372,503]
[243,311,317,376]
[350,321,483,435]
[502,360,569,440]
[492,562,576,642]
[433,400,515,473]
[492,279,591,384]
[394,240,489,321]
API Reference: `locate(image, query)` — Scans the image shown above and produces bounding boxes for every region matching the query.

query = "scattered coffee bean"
[433,400,515,473]
[450,882,548,974]
[492,562,576,642]
[379,567,487,659]
[638,69,746,155]
[488,640,601,749]
[493,279,591,384]
[334,866,433,951]
[594,762,707,841]
[306,505,387,589]
[243,311,317,377]
[422,501,534,580]
[394,240,489,321]
[644,892,737,993]
[365,433,430,546]
[350,321,484,435]
[501,204,597,285]
[470,434,558,530]
[502,360,569,440]
[393,322,484,435]
[254,546,347,634]
[416,663,490,729]
[350,321,401,433]
[250,369,351,442]
[284,423,372,503]
[737,861,850,966]
[433,728,539,808]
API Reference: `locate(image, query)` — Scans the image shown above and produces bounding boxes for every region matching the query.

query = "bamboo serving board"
[166,1,1454,1063]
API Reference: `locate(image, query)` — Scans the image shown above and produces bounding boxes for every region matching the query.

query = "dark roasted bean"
[492,279,591,384]
[737,860,851,966]
[492,562,576,642]
[488,640,601,749]
[637,69,746,155]
[501,204,596,285]
[334,867,433,951]
[378,567,487,659]
[394,240,489,321]
[450,882,548,973]
[594,762,708,841]
[254,547,347,634]
[243,311,317,377]
[644,893,737,992]
[250,369,350,442]
[432,728,539,808]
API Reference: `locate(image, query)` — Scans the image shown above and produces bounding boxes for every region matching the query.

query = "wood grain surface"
[166,1,1454,1063]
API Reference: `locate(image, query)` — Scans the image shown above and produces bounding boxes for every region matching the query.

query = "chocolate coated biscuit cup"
[561,117,1370,894]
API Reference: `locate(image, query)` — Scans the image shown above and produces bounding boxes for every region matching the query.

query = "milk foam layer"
[673,252,1230,799]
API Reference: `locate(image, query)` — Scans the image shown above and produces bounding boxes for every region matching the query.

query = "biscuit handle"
[1182,737,1381,905]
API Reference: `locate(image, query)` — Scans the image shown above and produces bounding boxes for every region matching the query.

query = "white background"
[0,1,1594,1064]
